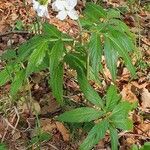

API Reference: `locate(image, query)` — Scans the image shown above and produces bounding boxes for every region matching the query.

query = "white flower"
[52,0,78,20]
[32,0,50,18]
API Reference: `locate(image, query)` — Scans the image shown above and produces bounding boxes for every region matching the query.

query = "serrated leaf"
[64,53,86,73]
[49,40,64,73]
[105,32,136,77]
[0,65,13,86]
[113,118,133,130]
[10,69,25,96]
[104,37,118,80]
[26,41,48,75]
[110,101,133,130]
[43,23,61,38]
[107,9,120,19]
[58,107,103,122]
[85,3,107,22]
[64,53,103,108]
[17,35,46,62]
[109,29,135,52]
[50,63,64,104]
[140,142,150,150]
[0,143,7,150]
[77,70,104,108]
[110,101,133,119]
[105,85,121,111]
[89,33,102,76]
[108,19,134,37]
[80,119,109,150]
[109,126,118,150]
[79,18,93,28]
[49,40,64,104]
[1,49,17,61]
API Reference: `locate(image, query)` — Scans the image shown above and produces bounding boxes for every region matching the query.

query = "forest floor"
[0,0,150,150]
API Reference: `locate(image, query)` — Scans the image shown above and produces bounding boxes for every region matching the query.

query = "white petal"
[32,0,40,10]
[37,5,50,18]
[66,0,77,8]
[67,9,78,20]
[56,10,67,20]
[52,0,66,11]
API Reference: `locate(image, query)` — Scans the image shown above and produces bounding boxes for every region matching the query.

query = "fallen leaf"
[121,84,138,103]
[12,131,21,140]
[55,122,70,141]
[40,119,56,132]
[141,88,150,110]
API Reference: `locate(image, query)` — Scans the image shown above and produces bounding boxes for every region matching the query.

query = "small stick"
[0,30,31,37]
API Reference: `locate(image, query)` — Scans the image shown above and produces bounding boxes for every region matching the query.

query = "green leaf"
[77,70,103,108]
[109,29,135,52]
[80,119,109,150]
[10,69,25,96]
[30,132,51,144]
[107,9,120,19]
[50,63,64,104]
[110,101,133,119]
[109,126,118,150]
[89,33,102,76]
[112,118,133,130]
[140,142,150,150]
[43,23,61,38]
[0,65,13,86]
[110,101,133,130]
[26,40,48,75]
[105,85,120,111]
[0,143,7,150]
[84,3,107,22]
[105,32,136,77]
[108,19,134,37]
[1,49,17,61]
[17,35,47,62]
[79,18,93,28]
[39,132,52,142]
[64,53,103,107]
[49,40,64,73]
[49,40,64,104]
[104,37,118,80]
[58,107,103,122]
[64,53,86,73]
[131,145,139,150]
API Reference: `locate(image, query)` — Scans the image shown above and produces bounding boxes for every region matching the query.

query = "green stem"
[77,19,90,79]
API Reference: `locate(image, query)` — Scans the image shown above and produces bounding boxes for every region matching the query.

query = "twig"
[0,30,31,37]
[119,132,150,140]
[47,143,60,150]
[1,121,9,143]
[12,106,20,134]
[3,118,18,131]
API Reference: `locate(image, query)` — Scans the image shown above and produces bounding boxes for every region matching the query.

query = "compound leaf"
[80,119,109,150]
[58,107,103,122]
[109,126,118,150]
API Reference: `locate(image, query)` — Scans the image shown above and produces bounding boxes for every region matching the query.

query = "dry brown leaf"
[137,122,150,137]
[55,122,70,141]
[141,88,150,110]
[121,84,138,103]
[12,131,21,141]
[40,119,56,133]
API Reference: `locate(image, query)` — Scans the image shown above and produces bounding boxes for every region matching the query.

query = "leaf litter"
[0,0,150,149]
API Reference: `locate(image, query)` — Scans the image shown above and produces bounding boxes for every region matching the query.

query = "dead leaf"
[137,122,150,137]
[141,88,150,110]
[12,131,21,140]
[40,119,56,132]
[55,122,70,141]
[121,84,138,103]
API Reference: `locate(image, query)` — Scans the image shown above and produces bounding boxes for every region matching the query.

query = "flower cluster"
[32,0,78,20]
